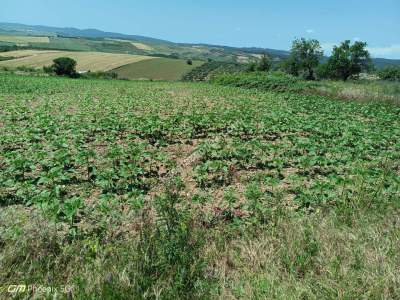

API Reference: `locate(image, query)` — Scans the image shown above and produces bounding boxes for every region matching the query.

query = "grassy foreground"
[0,74,399,299]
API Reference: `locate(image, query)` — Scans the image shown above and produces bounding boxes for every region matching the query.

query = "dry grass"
[314,80,400,104]
[0,50,154,72]
[218,210,400,299]
[1,202,398,299]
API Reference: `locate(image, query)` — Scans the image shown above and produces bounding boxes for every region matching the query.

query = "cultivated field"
[0,50,154,71]
[113,57,204,80]
[0,74,399,298]
[0,35,49,45]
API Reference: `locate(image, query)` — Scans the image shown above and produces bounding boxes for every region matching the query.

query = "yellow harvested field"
[0,50,155,71]
[130,42,153,51]
[0,35,49,44]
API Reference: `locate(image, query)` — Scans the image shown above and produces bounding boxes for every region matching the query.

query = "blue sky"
[1,0,400,58]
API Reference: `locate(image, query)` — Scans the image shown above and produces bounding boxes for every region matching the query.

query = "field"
[113,57,204,80]
[131,42,153,51]
[0,50,154,72]
[106,39,154,51]
[0,74,399,298]
[0,35,49,45]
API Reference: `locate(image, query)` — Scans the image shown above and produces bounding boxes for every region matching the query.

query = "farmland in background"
[0,35,49,45]
[0,50,154,72]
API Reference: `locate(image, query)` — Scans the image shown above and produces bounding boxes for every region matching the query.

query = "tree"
[186,59,193,65]
[290,38,323,80]
[52,57,78,77]
[257,53,271,72]
[325,40,371,81]
[280,56,300,77]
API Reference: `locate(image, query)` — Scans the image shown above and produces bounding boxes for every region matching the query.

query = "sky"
[1,0,400,59]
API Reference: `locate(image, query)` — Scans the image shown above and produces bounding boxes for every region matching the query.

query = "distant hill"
[0,22,170,44]
[0,22,399,68]
[371,58,400,69]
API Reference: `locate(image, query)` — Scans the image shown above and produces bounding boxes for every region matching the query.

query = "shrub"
[378,66,400,81]
[187,59,193,65]
[246,62,257,72]
[316,63,332,80]
[82,71,118,80]
[257,53,271,72]
[52,57,79,78]
[43,65,54,75]
[280,56,300,77]
[128,180,215,298]
[182,62,247,81]
[212,71,314,93]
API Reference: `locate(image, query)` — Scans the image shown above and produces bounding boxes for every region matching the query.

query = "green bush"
[316,63,332,80]
[212,71,313,93]
[182,62,246,81]
[378,66,400,81]
[82,71,118,80]
[43,65,54,74]
[257,53,271,72]
[116,180,215,299]
[52,57,79,78]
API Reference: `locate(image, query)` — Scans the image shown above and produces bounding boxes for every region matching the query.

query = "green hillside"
[1,22,400,67]
[112,58,204,80]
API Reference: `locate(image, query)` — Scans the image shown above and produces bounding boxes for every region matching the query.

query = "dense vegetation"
[378,66,400,81]
[0,74,399,298]
[212,72,314,93]
[212,71,400,104]
[182,61,247,81]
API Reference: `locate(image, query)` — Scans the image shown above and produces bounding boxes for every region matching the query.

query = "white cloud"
[353,37,360,41]
[306,29,315,34]
[367,45,400,58]
[322,42,400,59]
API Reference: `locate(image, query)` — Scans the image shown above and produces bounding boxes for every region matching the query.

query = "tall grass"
[212,72,400,104]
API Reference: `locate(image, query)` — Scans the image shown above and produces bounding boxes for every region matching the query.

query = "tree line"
[249,38,374,81]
